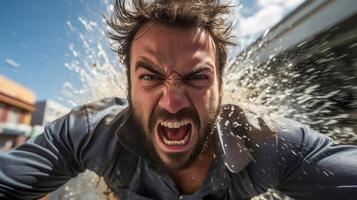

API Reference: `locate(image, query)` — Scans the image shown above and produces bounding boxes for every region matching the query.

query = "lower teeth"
[162,134,189,146]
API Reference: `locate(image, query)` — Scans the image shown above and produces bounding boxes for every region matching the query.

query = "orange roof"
[0,75,36,105]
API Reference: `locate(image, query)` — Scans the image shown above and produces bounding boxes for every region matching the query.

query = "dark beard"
[131,103,219,171]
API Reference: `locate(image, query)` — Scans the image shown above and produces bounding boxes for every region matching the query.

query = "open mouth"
[156,120,193,152]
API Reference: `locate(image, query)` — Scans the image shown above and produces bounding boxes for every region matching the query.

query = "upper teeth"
[160,120,190,128]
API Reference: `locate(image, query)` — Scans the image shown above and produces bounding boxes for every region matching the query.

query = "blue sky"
[0,0,105,103]
[0,0,303,108]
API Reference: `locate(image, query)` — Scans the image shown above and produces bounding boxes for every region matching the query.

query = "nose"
[158,73,189,113]
[158,90,190,113]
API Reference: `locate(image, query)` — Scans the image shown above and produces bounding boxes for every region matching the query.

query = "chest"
[169,168,209,194]
[106,158,257,200]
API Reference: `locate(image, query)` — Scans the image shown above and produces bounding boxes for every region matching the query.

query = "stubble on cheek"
[129,87,221,170]
[131,101,160,160]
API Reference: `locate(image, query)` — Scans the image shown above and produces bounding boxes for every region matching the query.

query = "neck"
[168,138,215,194]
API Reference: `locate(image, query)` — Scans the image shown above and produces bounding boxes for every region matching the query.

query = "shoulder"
[73,97,128,119]
[245,117,333,190]
[244,116,331,167]
[219,103,329,153]
[56,97,128,138]
[75,97,128,133]
[68,97,130,173]
[275,118,333,150]
[81,97,128,112]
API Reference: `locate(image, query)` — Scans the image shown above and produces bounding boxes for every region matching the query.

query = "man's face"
[130,22,221,170]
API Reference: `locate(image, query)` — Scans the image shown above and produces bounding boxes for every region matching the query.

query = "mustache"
[149,107,201,132]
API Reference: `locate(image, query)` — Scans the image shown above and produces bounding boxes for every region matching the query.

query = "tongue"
[163,125,189,141]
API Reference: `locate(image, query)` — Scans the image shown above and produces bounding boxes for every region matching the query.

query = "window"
[7,107,22,124]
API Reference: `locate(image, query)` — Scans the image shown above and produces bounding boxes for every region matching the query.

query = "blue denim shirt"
[0,97,357,200]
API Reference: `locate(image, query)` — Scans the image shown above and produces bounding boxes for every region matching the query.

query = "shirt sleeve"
[0,106,89,200]
[275,119,357,200]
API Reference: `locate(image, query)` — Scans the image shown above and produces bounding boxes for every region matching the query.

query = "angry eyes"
[138,72,211,88]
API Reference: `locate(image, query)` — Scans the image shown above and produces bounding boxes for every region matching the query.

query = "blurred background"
[0,0,356,199]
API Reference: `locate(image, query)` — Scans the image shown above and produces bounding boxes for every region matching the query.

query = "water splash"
[61,1,127,107]
[223,34,357,144]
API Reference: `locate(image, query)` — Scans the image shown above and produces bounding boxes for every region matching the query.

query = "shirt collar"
[114,104,254,174]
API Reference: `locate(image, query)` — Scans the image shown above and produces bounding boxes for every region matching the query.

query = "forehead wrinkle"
[136,57,171,77]
[132,26,173,73]
[180,49,215,73]
[135,56,164,74]
[132,22,216,74]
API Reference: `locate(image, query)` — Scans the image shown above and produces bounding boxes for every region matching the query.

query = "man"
[1,0,356,199]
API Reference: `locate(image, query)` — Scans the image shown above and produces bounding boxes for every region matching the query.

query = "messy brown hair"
[106,0,234,97]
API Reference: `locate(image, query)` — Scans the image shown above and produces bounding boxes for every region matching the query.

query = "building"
[0,75,36,150]
[30,100,70,137]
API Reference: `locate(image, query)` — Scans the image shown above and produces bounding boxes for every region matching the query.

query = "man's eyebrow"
[134,59,163,75]
[189,64,214,75]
